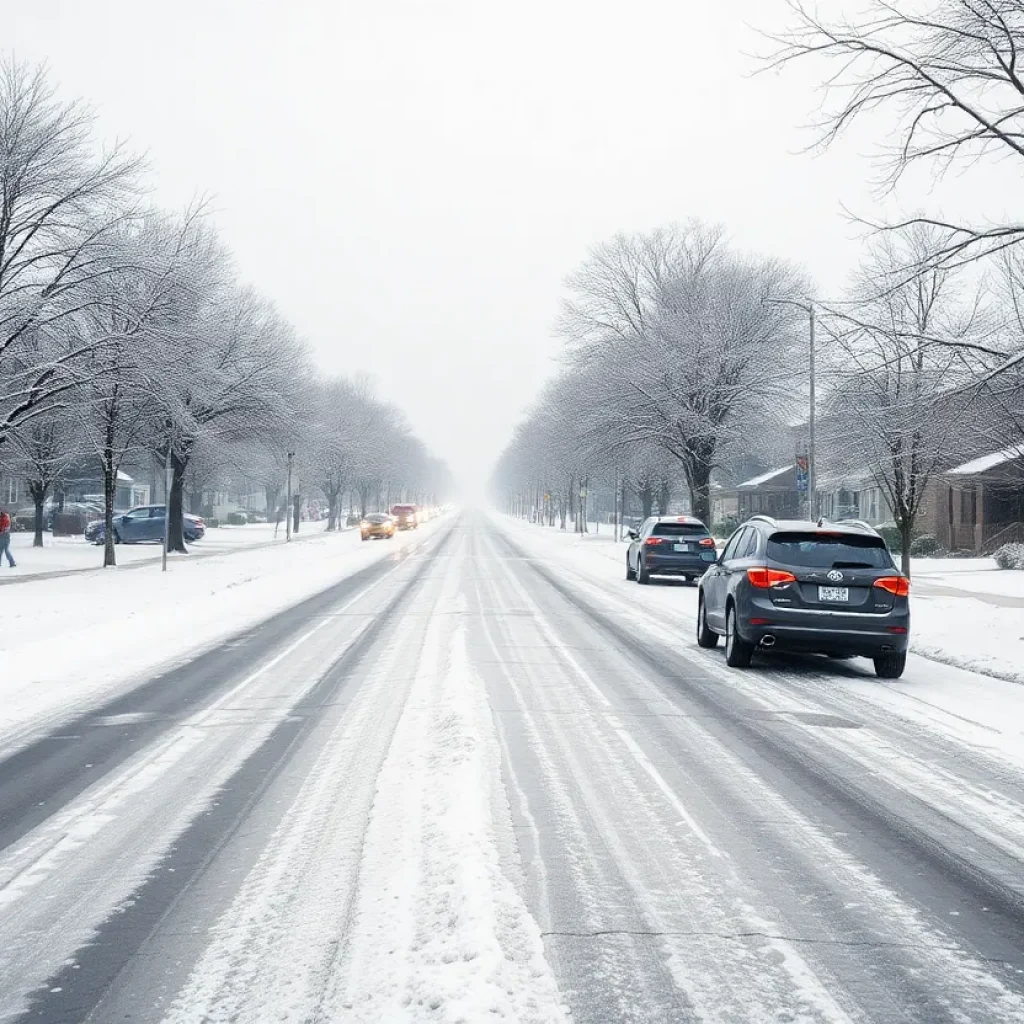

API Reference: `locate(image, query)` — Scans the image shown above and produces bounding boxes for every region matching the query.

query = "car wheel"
[724,605,754,668]
[636,557,650,585]
[625,555,636,581]
[696,597,719,649]
[873,651,907,679]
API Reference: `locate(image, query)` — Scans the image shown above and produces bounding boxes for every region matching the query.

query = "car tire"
[636,558,651,585]
[873,651,907,679]
[696,597,719,649]
[724,605,754,668]
[113,530,122,545]
[625,555,636,581]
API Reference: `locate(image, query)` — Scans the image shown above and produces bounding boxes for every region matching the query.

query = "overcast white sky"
[7,1,1011,488]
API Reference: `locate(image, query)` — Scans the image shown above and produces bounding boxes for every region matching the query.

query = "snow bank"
[2,519,331,578]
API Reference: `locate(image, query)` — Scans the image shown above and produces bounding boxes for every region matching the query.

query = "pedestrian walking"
[0,506,16,568]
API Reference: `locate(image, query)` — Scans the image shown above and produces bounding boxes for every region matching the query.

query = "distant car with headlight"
[360,513,396,540]
[390,504,418,530]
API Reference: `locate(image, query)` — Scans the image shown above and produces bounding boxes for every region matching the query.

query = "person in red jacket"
[0,506,16,567]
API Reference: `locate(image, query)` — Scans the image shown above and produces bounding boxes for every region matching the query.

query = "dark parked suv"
[626,515,718,584]
[696,516,910,678]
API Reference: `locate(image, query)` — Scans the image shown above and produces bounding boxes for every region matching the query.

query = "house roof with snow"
[947,445,1024,477]
[736,466,792,490]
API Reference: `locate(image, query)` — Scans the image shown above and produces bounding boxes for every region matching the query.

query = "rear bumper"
[739,599,910,656]
[644,555,714,576]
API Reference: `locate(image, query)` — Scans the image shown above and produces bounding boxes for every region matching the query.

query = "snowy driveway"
[1,512,1024,1022]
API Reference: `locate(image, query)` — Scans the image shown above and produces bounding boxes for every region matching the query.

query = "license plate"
[818,586,849,602]
[673,543,692,553]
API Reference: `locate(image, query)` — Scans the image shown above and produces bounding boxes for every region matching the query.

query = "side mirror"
[627,529,638,541]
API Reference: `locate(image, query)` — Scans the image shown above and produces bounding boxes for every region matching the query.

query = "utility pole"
[764,297,816,520]
[286,450,295,542]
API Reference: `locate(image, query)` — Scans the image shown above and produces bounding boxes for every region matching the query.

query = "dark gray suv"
[626,515,718,584]
[696,516,910,678]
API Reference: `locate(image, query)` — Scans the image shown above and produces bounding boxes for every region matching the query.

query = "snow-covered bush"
[910,534,942,557]
[876,524,903,553]
[993,543,1024,570]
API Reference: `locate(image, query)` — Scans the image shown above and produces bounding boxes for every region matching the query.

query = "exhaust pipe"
[761,634,776,648]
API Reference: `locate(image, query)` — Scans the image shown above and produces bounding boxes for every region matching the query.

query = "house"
[939,446,1024,552]
[736,465,804,519]
[817,470,891,526]
[64,466,150,509]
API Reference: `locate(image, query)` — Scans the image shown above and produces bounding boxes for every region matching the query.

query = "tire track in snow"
[323,550,568,1023]
[4,526,457,1024]
[484,522,1024,1022]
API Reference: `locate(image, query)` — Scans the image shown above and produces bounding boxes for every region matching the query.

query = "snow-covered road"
[2,511,1024,1023]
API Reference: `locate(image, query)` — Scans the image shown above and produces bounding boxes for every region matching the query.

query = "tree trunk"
[639,480,654,519]
[29,482,46,548]
[265,484,280,519]
[292,493,301,534]
[899,517,912,577]
[325,485,340,531]
[167,450,189,554]
[103,456,117,567]
[658,479,671,515]
[689,461,712,526]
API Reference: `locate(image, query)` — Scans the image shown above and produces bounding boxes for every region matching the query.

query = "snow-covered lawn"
[2,520,333,578]
[496,516,1024,688]
[0,520,444,755]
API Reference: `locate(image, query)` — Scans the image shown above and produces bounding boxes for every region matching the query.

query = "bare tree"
[7,412,76,546]
[308,377,382,531]
[153,284,312,552]
[818,226,987,573]
[559,223,807,523]
[767,1,1024,270]
[0,59,141,447]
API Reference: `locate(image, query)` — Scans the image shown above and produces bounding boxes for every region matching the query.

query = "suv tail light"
[747,567,797,588]
[644,537,664,546]
[699,537,716,547]
[874,576,910,597]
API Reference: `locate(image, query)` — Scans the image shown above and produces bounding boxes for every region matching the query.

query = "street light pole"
[764,296,816,520]
[808,303,817,520]
[286,451,294,542]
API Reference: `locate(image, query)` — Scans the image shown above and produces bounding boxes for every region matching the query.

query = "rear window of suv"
[652,523,708,537]
[767,532,894,569]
